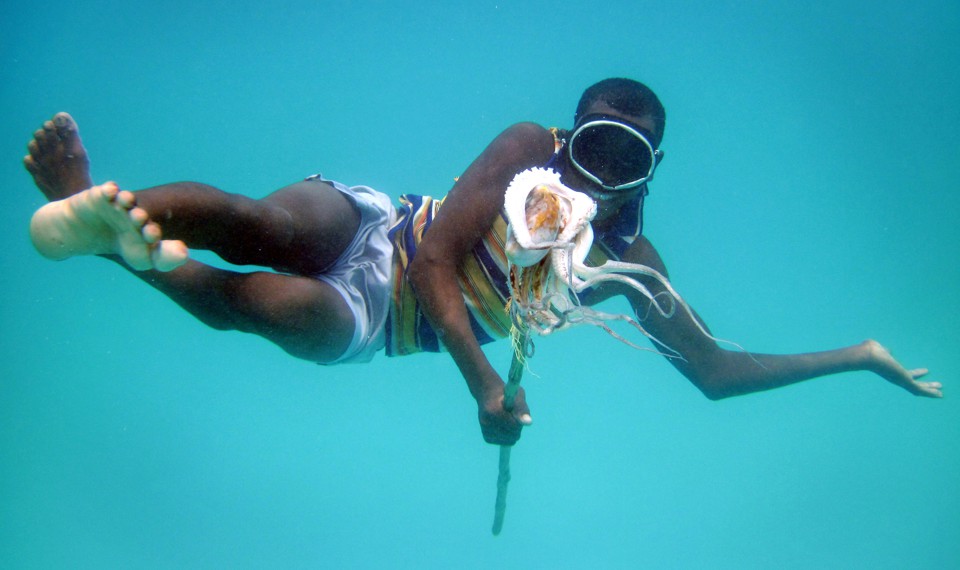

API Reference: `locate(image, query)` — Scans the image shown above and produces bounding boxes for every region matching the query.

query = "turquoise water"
[2,1,958,568]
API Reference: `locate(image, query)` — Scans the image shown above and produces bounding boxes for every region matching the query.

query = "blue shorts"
[305,175,396,364]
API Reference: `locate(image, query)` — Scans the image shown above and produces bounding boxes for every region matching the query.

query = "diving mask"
[568,113,663,192]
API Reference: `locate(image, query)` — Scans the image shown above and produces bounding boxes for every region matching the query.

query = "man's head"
[575,78,665,147]
[565,79,666,207]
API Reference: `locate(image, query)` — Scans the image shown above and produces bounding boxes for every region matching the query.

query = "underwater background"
[1,1,958,568]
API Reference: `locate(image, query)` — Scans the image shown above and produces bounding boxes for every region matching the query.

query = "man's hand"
[863,340,943,398]
[478,383,533,445]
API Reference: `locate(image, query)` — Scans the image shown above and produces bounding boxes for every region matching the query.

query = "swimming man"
[24,78,942,447]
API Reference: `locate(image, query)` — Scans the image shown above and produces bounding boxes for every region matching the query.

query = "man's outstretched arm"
[590,236,943,400]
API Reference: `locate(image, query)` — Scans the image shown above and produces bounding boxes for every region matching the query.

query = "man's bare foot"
[25,113,187,272]
[24,112,94,201]
[30,181,188,272]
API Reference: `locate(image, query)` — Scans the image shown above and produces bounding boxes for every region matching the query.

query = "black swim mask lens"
[568,115,660,191]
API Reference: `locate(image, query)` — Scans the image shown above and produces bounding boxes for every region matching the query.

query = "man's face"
[562,101,660,221]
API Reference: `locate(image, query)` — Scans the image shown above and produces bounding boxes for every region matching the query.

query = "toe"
[116,190,136,209]
[32,128,48,149]
[152,240,189,272]
[53,112,79,136]
[142,221,161,244]
[24,155,39,174]
[129,207,149,228]
[41,121,56,144]
[35,123,58,153]
[100,182,120,201]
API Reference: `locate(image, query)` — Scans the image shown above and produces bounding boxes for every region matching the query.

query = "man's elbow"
[686,369,734,401]
[696,380,728,401]
[700,385,730,401]
[408,249,449,293]
[407,255,432,292]
[677,347,743,401]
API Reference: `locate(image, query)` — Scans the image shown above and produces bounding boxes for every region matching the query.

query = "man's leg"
[131,178,360,275]
[121,179,364,362]
[126,260,357,362]
[26,112,362,363]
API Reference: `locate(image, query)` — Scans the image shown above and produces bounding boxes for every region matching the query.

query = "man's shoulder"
[487,122,556,167]
[500,122,553,144]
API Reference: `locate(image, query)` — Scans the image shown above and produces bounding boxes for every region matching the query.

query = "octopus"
[503,167,722,360]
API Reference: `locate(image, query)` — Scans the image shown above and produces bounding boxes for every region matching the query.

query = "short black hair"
[575,78,666,146]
